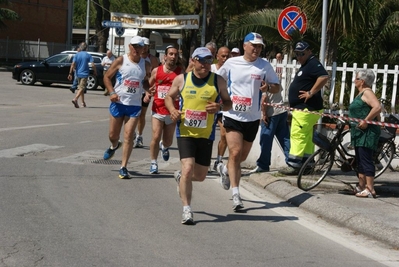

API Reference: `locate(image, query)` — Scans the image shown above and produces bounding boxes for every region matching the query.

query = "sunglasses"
[295,52,306,57]
[131,44,143,49]
[194,57,213,64]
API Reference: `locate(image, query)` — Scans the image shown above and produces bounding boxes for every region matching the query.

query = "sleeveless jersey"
[176,72,220,140]
[152,66,181,115]
[114,54,146,106]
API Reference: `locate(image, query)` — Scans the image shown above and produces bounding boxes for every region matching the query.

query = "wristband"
[109,92,116,96]
[69,73,72,75]
[262,92,267,96]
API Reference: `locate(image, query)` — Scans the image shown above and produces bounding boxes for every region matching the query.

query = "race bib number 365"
[231,96,252,112]
[123,79,140,94]
[184,109,207,128]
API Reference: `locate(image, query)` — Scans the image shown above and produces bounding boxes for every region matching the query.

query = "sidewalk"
[245,168,399,248]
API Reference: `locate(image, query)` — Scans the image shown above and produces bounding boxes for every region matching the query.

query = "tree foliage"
[0,0,20,29]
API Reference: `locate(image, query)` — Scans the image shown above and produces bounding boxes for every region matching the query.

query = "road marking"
[0,123,69,132]
[0,144,63,158]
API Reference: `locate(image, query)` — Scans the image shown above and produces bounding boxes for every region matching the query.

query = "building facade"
[0,0,70,43]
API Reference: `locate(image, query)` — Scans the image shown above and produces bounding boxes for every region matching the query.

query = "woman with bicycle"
[349,69,381,198]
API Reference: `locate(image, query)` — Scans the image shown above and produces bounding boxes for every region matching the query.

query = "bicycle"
[297,116,398,191]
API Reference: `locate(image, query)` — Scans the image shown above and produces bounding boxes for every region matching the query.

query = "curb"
[248,174,399,248]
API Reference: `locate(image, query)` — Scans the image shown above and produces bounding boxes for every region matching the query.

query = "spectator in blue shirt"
[68,42,97,108]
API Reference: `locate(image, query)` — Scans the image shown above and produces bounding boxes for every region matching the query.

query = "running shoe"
[150,163,159,174]
[213,160,222,172]
[174,170,181,196]
[135,136,143,148]
[181,209,194,225]
[159,141,170,161]
[232,193,244,211]
[217,163,230,190]
[119,167,130,179]
[103,140,122,160]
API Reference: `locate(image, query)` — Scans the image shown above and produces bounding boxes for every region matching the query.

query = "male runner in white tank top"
[102,36,152,179]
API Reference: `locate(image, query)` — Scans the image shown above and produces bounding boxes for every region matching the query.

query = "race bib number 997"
[184,109,207,128]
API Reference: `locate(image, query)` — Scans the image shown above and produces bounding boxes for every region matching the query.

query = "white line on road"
[0,144,63,158]
[0,123,69,132]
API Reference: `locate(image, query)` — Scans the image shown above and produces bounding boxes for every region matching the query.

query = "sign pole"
[320,0,328,66]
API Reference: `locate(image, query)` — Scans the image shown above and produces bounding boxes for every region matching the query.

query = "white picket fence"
[243,56,399,170]
[269,55,399,117]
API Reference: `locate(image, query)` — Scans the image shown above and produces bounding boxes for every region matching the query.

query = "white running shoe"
[217,163,230,190]
[232,193,244,211]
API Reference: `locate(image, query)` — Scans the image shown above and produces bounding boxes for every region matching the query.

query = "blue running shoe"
[103,140,122,160]
[159,140,170,161]
[150,163,158,174]
[119,167,130,179]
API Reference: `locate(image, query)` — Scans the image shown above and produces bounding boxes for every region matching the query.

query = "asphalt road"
[1,72,398,266]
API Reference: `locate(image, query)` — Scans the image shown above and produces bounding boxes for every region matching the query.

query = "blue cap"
[191,47,213,59]
[243,32,265,46]
[294,41,310,52]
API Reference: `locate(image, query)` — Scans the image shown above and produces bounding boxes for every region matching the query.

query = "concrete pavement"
[244,167,399,248]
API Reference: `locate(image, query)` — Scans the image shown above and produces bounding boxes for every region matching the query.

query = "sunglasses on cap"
[130,44,143,49]
[194,57,213,64]
[295,52,306,57]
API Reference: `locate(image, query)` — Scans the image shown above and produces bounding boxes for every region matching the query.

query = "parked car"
[12,51,106,90]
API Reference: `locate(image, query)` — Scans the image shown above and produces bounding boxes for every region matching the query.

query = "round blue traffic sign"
[278,6,307,40]
[115,27,125,37]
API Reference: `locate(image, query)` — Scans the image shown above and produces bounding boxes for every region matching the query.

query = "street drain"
[89,159,122,165]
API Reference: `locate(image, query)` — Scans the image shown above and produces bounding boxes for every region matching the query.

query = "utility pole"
[85,0,90,45]
[200,0,206,46]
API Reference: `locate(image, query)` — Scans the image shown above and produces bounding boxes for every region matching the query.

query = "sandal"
[353,185,363,194]
[355,188,377,199]
[81,102,86,108]
[71,99,79,108]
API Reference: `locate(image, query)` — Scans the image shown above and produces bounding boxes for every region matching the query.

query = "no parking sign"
[277,6,307,40]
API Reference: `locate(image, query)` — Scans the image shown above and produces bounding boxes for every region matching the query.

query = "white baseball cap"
[130,36,144,46]
[231,48,240,54]
[142,37,150,45]
[191,47,213,59]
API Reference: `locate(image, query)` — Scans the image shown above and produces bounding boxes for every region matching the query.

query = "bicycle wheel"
[335,129,355,167]
[375,141,395,179]
[297,149,335,191]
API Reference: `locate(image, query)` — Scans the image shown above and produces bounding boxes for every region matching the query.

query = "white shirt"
[217,56,280,122]
[101,55,115,71]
